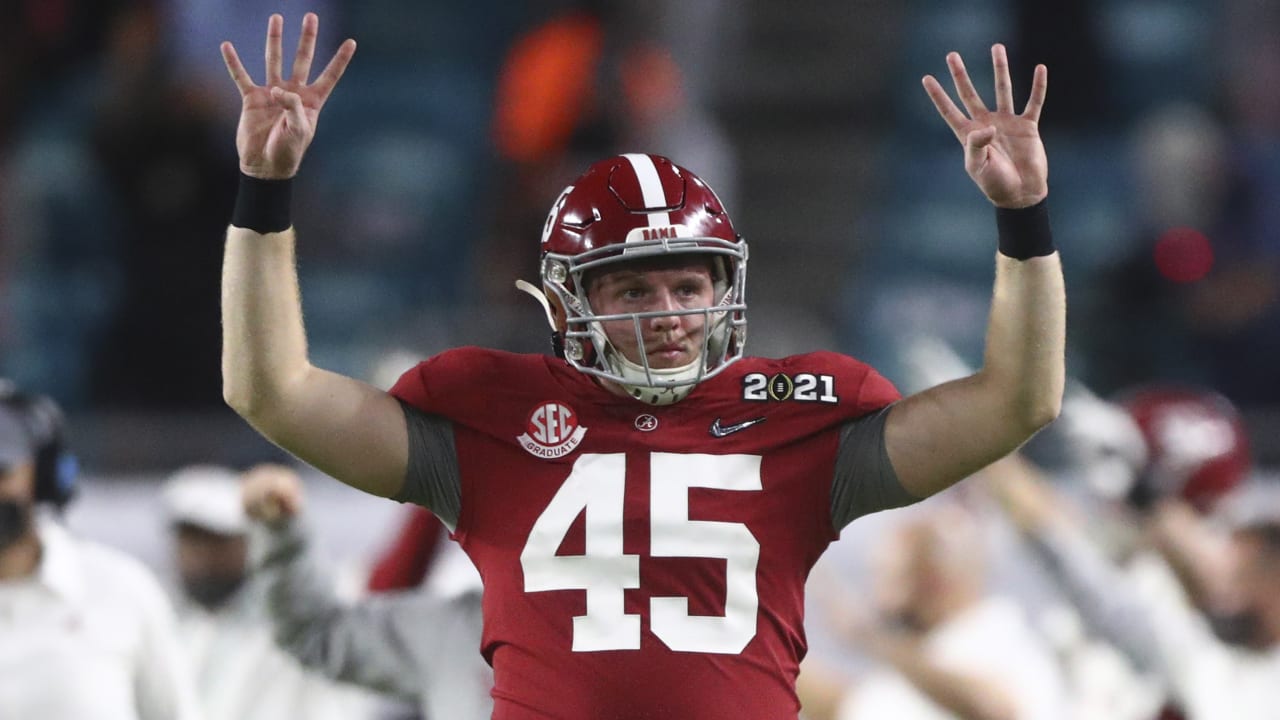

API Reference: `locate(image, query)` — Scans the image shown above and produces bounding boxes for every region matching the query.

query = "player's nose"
[646,289,682,327]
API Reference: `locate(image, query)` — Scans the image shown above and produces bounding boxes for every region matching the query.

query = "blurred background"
[2,0,1277,467]
[1,0,1279,715]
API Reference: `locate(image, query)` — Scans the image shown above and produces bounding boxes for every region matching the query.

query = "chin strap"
[515,279,556,330]
[611,354,700,405]
[515,279,566,358]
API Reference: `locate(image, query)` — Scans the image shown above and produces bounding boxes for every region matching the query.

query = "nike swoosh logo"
[710,416,767,438]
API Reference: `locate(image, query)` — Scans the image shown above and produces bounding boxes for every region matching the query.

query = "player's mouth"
[647,342,691,366]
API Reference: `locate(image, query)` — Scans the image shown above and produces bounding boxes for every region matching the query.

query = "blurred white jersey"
[837,596,1067,720]
[177,581,382,720]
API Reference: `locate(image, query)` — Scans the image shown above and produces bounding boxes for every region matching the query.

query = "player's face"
[0,460,35,502]
[174,523,249,609]
[1227,530,1280,637]
[586,258,717,369]
[0,461,36,549]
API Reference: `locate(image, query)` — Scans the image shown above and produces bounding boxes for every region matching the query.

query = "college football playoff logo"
[518,402,588,458]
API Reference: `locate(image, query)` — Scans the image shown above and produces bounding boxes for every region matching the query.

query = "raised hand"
[923,44,1048,209]
[241,464,306,525]
[221,13,356,179]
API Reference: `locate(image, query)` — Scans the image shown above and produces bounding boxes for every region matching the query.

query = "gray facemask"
[0,499,32,549]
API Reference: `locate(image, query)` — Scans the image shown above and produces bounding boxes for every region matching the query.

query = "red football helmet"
[1117,385,1252,512]
[536,153,748,405]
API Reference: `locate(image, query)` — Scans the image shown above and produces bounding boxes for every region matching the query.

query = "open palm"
[221,13,356,179]
[923,44,1048,209]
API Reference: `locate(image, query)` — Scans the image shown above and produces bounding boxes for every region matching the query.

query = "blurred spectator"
[0,383,200,720]
[798,504,1068,720]
[1222,0,1280,139]
[1011,0,1108,130]
[87,1,237,409]
[0,3,135,402]
[243,464,491,720]
[981,376,1275,720]
[899,335,1259,719]
[1087,102,1280,406]
[0,0,127,147]
[990,458,1280,720]
[162,0,337,119]
[163,464,382,720]
[486,0,736,302]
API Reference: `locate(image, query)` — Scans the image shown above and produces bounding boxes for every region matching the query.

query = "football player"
[218,13,1064,719]
[0,384,200,720]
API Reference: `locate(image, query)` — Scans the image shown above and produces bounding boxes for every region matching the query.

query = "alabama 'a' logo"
[518,402,588,458]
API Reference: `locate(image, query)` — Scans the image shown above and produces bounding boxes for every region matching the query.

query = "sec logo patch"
[518,402,588,458]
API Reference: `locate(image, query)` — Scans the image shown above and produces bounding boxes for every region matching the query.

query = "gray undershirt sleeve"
[251,518,424,700]
[392,400,463,532]
[830,405,920,529]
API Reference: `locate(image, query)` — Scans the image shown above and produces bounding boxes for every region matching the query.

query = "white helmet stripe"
[622,153,671,228]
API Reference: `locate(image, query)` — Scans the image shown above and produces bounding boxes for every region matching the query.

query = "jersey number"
[521,453,762,654]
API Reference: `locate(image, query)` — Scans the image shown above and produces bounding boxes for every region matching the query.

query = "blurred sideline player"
[240,464,491,720]
[797,503,1067,720]
[0,383,200,720]
[982,408,1278,720]
[906,335,1264,717]
[163,464,384,720]
[218,13,1064,718]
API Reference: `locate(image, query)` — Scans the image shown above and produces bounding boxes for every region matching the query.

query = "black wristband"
[231,172,293,234]
[996,199,1055,260]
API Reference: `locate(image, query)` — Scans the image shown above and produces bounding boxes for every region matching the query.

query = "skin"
[1225,529,1280,648]
[173,524,249,591]
[241,464,305,526]
[799,514,1018,720]
[585,257,717,375]
[0,460,40,580]
[220,16,1063,515]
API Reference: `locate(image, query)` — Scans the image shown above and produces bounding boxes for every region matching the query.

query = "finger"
[242,484,270,519]
[992,43,1014,114]
[221,42,256,95]
[947,52,989,116]
[922,75,968,141]
[312,38,357,101]
[965,127,996,169]
[1022,64,1048,123]
[278,488,303,516]
[271,87,309,134]
[291,12,319,84]
[265,13,285,86]
[258,496,284,523]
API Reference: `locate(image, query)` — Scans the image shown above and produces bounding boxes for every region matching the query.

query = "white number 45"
[521,453,762,654]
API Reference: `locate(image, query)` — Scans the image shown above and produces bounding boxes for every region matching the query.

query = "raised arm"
[242,466,424,698]
[981,455,1242,714]
[885,44,1065,498]
[220,14,407,497]
[243,465,494,719]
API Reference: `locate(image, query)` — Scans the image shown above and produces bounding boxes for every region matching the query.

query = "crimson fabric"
[391,348,898,719]
[367,507,445,593]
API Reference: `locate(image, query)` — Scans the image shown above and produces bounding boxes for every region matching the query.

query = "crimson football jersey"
[391,347,900,719]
